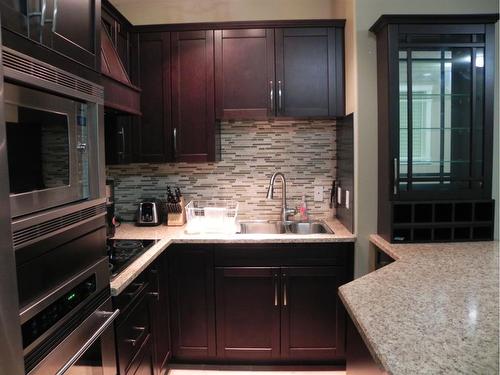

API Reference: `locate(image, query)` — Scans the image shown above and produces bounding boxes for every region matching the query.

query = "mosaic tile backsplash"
[107,119,337,221]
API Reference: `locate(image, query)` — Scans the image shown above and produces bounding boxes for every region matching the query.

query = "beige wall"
[111,0,345,25]
[354,0,499,277]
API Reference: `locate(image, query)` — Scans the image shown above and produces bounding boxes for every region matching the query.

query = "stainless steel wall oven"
[2,46,105,219]
[1,46,117,374]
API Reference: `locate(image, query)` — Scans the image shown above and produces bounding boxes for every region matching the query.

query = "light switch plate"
[314,186,323,202]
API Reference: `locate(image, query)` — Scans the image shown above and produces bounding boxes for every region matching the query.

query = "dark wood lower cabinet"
[149,256,171,375]
[127,335,155,375]
[115,283,153,375]
[117,243,353,367]
[215,267,281,361]
[169,245,217,361]
[281,266,345,361]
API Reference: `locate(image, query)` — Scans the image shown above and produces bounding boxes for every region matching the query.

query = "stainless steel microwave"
[2,47,105,218]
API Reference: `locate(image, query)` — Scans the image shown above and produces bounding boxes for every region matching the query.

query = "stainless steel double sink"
[238,220,333,235]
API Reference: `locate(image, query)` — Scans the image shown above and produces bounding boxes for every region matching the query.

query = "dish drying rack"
[185,200,239,234]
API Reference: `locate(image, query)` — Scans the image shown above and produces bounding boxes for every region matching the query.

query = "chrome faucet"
[266,172,296,222]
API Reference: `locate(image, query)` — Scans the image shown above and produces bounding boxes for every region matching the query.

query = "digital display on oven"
[21,275,97,349]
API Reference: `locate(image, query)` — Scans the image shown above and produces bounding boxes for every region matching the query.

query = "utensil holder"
[167,196,186,226]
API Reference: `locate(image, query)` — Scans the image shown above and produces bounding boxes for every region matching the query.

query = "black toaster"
[135,198,166,226]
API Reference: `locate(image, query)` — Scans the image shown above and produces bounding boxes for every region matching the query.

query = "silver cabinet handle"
[278,80,283,112]
[393,157,398,195]
[118,126,126,161]
[269,80,274,112]
[55,309,120,375]
[148,291,160,300]
[283,274,287,306]
[40,0,47,25]
[173,128,177,156]
[52,0,58,32]
[274,273,278,307]
[125,326,146,347]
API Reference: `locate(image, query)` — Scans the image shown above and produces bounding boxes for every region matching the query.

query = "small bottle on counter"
[299,195,308,221]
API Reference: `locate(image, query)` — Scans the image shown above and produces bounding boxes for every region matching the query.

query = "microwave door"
[5,82,90,217]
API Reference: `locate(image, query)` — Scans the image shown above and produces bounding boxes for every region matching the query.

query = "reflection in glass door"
[398,47,484,193]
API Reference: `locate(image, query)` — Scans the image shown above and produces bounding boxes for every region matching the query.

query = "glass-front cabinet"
[397,35,488,198]
[371,15,497,243]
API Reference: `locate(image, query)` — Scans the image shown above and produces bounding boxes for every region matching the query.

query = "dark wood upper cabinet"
[169,245,216,361]
[171,30,216,162]
[102,1,131,76]
[0,0,29,37]
[280,266,345,361]
[41,0,100,70]
[275,27,344,117]
[215,267,281,361]
[134,32,172,163]
[0,0,100,71]
[215,28,275,120]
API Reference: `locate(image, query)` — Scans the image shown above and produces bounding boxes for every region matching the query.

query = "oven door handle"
[55,309,119,375]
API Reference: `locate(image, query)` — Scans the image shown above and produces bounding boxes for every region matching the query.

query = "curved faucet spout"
[266,172,295,221]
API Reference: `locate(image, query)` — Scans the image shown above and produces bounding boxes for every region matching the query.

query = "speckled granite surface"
[339,235,499,375]
[110,218,355,295]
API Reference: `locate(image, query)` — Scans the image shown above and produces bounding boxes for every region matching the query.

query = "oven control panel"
[22,275,97,348]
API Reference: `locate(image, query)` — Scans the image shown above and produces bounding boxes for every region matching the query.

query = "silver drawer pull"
[125,326,147,347]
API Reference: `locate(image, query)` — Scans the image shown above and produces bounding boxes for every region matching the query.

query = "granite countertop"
[110,217,355,296]
[339,234,499,375]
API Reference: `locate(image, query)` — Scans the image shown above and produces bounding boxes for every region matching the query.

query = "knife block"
[167,196,186,226]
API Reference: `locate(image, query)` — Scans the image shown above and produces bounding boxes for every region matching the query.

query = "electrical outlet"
[314,186,323,202]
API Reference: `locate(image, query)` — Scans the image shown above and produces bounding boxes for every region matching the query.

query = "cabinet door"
[104,114,134,165]
[171,30,216,162]
[116,294,152,375]
[0,0,29,37]
[169,246,216,360]
[275,27,344,117]
[127,335,155,375]
[149,256,171,375]
[280,266,346,360]
[42,0,99,70]
[396,43,490,199]
[215,267,280,361]
[215,29,275,119]
[135,32,171,163]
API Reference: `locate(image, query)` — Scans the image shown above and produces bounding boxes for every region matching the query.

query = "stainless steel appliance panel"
[0,19,25,375]
[27,297,119,375]
[2,46,105,219]
[5,82,91,217]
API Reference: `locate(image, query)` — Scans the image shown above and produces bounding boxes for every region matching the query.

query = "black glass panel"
[6,105,69,194]
[398,47,485,192]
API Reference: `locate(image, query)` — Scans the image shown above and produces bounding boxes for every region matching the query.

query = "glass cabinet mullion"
[469,47,476,189]
[406,48,413,190]
[439,49,445,185]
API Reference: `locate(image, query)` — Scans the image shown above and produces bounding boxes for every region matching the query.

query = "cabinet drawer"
[114,273,150,318]
[126,333,154,375]
[116,295,151,374]
[214,243,353,267]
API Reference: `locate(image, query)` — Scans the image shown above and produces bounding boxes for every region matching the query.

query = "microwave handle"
[55,309,119,375]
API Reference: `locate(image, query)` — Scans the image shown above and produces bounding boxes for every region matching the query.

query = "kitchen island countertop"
[339,234,499,375]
